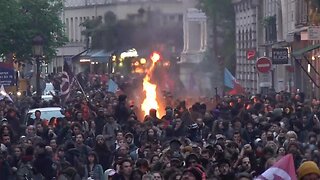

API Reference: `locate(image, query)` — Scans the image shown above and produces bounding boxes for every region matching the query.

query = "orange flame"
[141,56,160,118]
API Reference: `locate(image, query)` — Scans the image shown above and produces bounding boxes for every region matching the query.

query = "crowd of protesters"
[0,73,320,180]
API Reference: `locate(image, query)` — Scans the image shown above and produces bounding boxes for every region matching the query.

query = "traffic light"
[150,52,161,63]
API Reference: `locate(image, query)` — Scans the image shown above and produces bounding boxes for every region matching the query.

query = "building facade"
[49,0,197,74]
[233,0,260,93]
[233,0,320,97]
[179,8,210,96]
[288,0,320,98]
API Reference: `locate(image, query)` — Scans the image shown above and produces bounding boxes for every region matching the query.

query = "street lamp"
[32,35,44,97]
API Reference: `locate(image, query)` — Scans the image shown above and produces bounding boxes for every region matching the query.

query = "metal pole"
[74,77,89,101]
[271,68,275,91]
[15,71,19,93]
[36,57,41,97]
[215,87,218,101]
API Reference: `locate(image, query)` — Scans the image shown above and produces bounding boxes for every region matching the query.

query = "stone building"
[232,0,260,93]
[49,0,197,74]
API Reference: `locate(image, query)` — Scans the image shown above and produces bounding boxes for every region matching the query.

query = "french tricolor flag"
[255,154,297,180]
[224,68,245,95]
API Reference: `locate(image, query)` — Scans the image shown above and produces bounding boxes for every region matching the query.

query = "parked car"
[25,107,64,125]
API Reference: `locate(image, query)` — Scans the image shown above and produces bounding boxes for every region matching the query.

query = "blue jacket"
[84,164,104,180]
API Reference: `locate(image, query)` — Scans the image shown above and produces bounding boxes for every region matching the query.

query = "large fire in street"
[141,52,161,117]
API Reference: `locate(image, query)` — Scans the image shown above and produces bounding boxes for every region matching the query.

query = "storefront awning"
[70,49,88,62]
[91,50,111,63]
[291,44,320,57]
[291,44,320,88]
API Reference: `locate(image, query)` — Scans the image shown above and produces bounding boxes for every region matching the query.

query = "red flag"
[227,81,245,95]
[224,68,245,95]
[255,154,297,180]
[228,82,245,95]
[60,60,73,103]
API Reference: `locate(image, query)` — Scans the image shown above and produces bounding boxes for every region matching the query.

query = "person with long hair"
[0,124,16,143]
[84,151,104,180]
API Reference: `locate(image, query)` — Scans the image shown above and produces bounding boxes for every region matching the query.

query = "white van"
[25,107,64,125]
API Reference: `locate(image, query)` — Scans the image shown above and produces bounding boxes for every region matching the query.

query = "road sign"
[256,57,272,73]
[272,48,288,64]
[308,26,320,40]
[247,49,256,60]
[0,63,15,86]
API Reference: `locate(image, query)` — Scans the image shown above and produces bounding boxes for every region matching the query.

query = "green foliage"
[0,0,67,62]
[262,15,276,27]
[200,0,233,19]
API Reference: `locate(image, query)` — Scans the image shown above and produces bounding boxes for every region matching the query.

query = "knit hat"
[96,135,104,141]
[297,161,320,180]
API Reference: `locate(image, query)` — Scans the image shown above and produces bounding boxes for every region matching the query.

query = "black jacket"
[33,153,55,180]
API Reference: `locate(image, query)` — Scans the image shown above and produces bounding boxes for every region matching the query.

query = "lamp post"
[32,35,44,97]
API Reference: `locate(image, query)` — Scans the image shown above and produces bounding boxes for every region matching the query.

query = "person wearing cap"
[297,161,320,180]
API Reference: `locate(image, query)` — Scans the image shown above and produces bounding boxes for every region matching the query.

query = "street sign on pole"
[272,48,288,64]
[256,57,272,73]
[0,63,15,86]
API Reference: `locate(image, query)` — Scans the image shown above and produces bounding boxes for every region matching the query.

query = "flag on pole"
[0,85,13,102]
[107,79,118,93]
[255,154,297,180]
[224,68,245,95]
[60,60,73,103]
